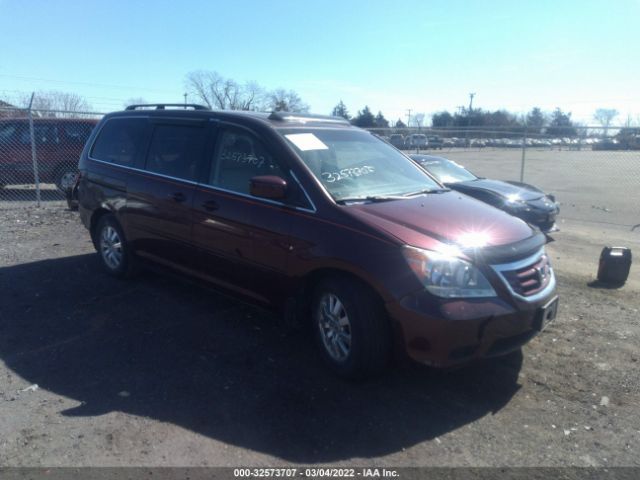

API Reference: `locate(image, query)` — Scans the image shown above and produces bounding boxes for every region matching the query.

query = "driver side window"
[208,129,285,195]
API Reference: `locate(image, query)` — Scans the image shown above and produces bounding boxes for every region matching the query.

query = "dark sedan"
[409,154,559,232]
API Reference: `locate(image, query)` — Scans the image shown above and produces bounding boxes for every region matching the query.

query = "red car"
[77,105,558,378]
[0,117,97,191]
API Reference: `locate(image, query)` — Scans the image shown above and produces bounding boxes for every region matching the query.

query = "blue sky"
[1,0,638,124]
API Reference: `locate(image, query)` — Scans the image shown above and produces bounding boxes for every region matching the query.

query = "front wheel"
[312,277,391,378]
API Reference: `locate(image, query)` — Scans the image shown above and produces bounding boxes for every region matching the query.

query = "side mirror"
[250,175,287,200]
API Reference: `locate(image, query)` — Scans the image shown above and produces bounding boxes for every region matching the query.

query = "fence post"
[519,125,527,182]
[27,92,41,207]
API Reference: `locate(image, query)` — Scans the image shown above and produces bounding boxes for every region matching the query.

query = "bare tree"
[124,97,148,108]
[185,70,265,110]
[593,108,619,136]
[267,89,309,113]
[185,70,308,112]
[410,113,425,130]
[240,81,266,111]
[20,91,92,117]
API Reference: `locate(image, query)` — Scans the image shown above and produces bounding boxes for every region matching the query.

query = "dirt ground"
[0,201,638,468]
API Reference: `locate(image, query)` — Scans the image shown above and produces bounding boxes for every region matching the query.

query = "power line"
[0,74,178,95]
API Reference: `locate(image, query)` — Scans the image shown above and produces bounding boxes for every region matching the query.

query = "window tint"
[91,118,148,165]
[0,123,17,144]
[209,129,285,194]
[63,122,95,145]
[144,124,205,181]
[415,158,477,183]
[20,125,59,145]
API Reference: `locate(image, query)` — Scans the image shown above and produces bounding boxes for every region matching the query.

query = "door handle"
[202,199,219,211]
[170,192,186,202]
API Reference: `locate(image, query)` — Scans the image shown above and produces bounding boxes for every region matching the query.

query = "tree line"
[332,102,624,138]
[2,72,625,137]
[431,106,578,136]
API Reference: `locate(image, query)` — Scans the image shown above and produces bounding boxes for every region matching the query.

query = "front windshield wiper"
[336,195,406,204]
[401,188,450,197]
[336,188,451,204]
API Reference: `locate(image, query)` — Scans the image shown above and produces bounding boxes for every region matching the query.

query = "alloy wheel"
[317,293,352,362]
[100,225,123,270]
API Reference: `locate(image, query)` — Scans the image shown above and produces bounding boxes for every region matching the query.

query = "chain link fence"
[368,126,640,231]
[1,104,638,231]
[0,104,104,206]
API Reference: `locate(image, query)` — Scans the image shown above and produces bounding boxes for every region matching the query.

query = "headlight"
[505,194,528,210]
[401,246,497,298]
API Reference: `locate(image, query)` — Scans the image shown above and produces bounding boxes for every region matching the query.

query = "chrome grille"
[492,249,555,301]
[501,254,551,296]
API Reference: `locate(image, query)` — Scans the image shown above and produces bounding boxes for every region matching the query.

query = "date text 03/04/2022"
[233,467,399,478]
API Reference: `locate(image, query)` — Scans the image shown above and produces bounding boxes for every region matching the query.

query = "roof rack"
[125,103,209,111]
[268,111,351,125]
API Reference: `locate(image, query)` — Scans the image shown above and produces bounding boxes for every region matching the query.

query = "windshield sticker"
[285,133,329,151]
[321,166,375,183]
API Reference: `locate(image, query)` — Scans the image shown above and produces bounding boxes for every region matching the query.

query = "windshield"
[280,129,441,202]
[412,156,477,183]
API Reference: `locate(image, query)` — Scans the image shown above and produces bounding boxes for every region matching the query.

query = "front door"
[192,125,299,304]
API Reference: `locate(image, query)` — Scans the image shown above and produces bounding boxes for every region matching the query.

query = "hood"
[452,179,544,201]
[345,191,536,251]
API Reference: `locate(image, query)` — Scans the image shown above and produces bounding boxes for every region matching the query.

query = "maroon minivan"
[77,105,558,378]
[0,117,98,191]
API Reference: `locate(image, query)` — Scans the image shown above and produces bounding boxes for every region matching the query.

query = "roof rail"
[125,103,209,111]
[268,111,351,125]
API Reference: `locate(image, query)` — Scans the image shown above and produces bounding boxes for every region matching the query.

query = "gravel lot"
[0,153,639,467]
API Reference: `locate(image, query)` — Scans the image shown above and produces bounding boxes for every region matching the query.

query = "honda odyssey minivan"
[77,104,558,378]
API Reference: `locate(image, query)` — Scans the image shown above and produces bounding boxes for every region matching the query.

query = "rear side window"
[144,124,206,182]
[20,125,59,145]
[91,118,148,166]
[63,123,95,145]
[208,129,285,194]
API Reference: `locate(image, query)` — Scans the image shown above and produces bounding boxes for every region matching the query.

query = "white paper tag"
[285,133,329,151]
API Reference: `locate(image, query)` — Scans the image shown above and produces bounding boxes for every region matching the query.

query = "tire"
[311,276,391,379]
[94,214,137,278]
[55,167,78,193]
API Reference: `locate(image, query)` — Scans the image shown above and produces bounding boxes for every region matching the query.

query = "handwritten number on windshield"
[321,166,375,183]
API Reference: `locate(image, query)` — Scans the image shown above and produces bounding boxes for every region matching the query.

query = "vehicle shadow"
[0,254,523,462]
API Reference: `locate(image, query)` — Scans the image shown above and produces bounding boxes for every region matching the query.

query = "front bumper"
[513,202,560,232]
[387,268,558,367]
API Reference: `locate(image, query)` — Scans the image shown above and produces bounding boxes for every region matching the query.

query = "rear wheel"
[311,277,391,378]
[55,168,78,193]
[94,214,136,278]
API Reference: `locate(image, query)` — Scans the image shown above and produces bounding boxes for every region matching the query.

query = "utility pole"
[465,93,476,150]
[183,93,188,108]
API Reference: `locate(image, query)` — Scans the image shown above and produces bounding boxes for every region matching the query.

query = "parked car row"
[74,105,559,378]
[386,133,443,150]
[380,134,618,150]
